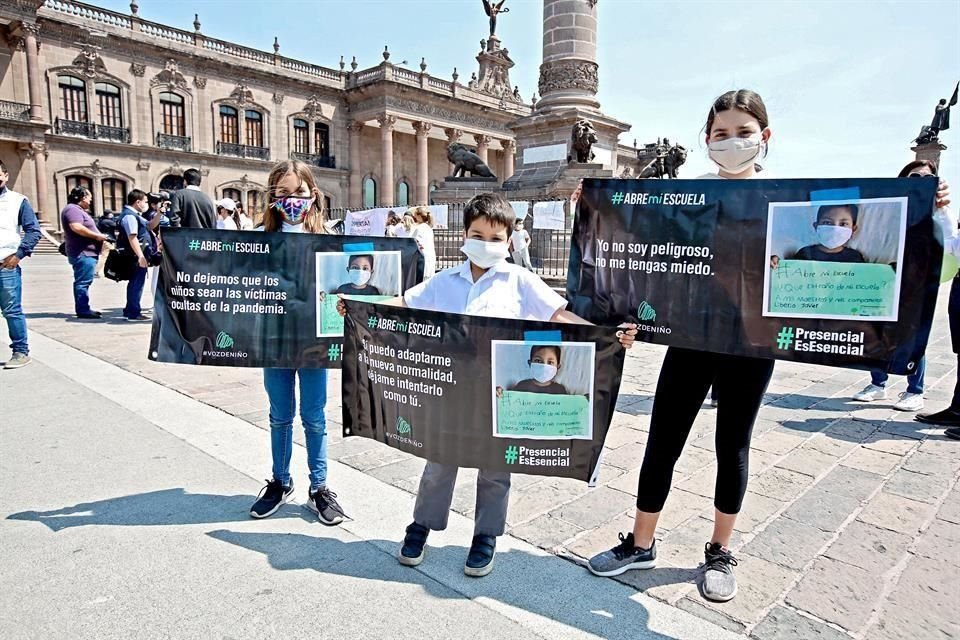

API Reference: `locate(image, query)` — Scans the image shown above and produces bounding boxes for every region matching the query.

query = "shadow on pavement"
[5,488,306,531]
[207,529,678,640]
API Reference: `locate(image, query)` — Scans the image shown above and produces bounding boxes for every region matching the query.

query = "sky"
[95,0,960,189]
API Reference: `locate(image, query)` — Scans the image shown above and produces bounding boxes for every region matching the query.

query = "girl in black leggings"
[588,89,776,603]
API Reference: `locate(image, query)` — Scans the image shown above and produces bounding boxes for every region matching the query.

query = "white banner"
[345,208,398,237]
[533,201,566,230]
[428,205,449,230]
[509,201,530,221]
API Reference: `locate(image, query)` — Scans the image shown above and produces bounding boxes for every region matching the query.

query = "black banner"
[342,300,625,483]
[567,178,940,373]
[148,228,422,368]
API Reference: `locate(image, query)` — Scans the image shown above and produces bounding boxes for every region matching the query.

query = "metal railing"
[96,124,131,143]
[291,152,336,169]
[216,142,270,161]
[327,199,572,279]
[157,133,192,152]
[53,118,131,142]
[0,100,30,122]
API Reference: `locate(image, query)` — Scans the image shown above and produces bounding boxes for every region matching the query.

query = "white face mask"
[461,238,509,269]
[530,363,558,383]
[816,224,853,249]
[707,134,764,173]
[348,268,372,287]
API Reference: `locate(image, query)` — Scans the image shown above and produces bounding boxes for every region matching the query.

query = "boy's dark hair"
[816,203,859,225]
[127,189,147,206]
[183,168,202,186]
[67,186,91,204]
[898,159,938,177]
[529,345,562,365]
[463,193,515,231]
[348,253,374,269]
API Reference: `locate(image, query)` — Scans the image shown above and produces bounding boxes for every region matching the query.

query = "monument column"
[348,121,364,208]
[21,22,44,122]
[377,115,397,205]
[413,121,431,205]
[444,128,463,176]
[502,140,516,180]
[537,0,600,112]
[474,134,491,164]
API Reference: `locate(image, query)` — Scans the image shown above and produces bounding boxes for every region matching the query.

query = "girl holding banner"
[407,206,437,278]
[249,160,347,527]
[588,90,777,603]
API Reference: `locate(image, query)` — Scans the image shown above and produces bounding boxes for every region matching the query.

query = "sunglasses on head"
[907,172,932,178]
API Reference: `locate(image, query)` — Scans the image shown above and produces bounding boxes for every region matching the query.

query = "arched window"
[222,188,242,204]
[95,82,122,128]
[245,110,263,148]
[396,181,409,207]
[58,75,87,122]
[65,175,93,197]
[323,196,332,213]
[159,174,185,191]
[246,190,263,218]
[219,105,239,144]
[101,178,127,214]
[293,119,308,155]
[159,92,185,137]
[362,176,377,209]
[315,122,330,157]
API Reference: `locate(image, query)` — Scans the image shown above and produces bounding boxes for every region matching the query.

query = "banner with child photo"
[341,300,625,483]
[567,177,940,373]
[148,228,422,368]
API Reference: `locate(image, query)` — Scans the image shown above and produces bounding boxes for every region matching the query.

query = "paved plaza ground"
[3,255,959,639]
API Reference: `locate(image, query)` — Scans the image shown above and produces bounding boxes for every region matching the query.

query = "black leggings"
[636,347,774,515]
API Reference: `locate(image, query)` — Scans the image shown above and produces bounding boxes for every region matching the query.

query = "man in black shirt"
[169,168,216,229]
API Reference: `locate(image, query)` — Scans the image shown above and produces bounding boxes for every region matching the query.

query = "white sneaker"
[894,392,924,412]
[853,384,887,402]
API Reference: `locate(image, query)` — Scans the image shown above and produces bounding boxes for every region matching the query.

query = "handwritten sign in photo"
[496,391,591,439]
[768,260,897,319]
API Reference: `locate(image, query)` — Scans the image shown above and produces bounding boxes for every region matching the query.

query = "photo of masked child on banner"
[341,300,625,483]
[764,197,907,321]
[316,251,401,337]
[492,341,595,440]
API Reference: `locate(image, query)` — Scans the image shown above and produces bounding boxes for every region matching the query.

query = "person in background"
[0,159,41,369]
[385,212,403,237]
[117,189,156,322]
[144,192,171,305]
[61,186,110,320]
[93,210,117,278]
[509,218,533,270]
[854,160,950,413]
[215,198,241,230]
[236,202,254,230]
[249,159,347,526]
[408,205,437,278]
[169,168,216,228]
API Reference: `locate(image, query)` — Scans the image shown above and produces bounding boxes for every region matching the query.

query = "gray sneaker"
[3,353,31,370]
[700,542,738,602]
[587,532,657,577]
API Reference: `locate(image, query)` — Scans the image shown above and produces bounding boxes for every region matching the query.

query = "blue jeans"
[871,356,925,394]
[68,254,97,315]
[0,266,28,355]
[124,266,147,319]
[263,368,329,491]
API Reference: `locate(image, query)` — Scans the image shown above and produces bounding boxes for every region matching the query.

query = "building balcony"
[53,118,131,143]
[291,152,336,169]
[157,133,192,152]
[0,100,30,122]
[217,142,270,161]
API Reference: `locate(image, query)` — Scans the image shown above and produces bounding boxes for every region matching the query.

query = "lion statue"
[570,119,598,163]
[447,143,496,179]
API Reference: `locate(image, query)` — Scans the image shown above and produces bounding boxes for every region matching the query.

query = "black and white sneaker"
[587,532,657,577]
[700,542,739,602]
[398,522,430,566]
[305,486,347,526]
[250,479,294,519]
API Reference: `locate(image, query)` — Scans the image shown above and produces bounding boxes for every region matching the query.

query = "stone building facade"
[0,0,532,231]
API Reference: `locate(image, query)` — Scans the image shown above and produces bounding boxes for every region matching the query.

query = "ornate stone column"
[444,127,463,176]
[21,22,44,122]
[502,139,516,180]
[537,0,600,112]
[413,121,432,205]
[347,120,364,208]
[377,115,397,205]
[474,134,492,164]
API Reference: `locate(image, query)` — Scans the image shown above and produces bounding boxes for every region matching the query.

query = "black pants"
[950,278,960,407]
[636,347,774,515]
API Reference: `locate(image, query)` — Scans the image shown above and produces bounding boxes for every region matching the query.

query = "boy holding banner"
[342,193,637,577]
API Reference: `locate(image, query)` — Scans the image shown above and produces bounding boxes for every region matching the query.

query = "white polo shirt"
[403,260,567,321]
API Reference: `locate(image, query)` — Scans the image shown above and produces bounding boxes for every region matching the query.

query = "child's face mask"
[348,268,372,287]
[461,239,509,269]
[530,362,558,383]
[271,196,314,225]
[816,224,852,249]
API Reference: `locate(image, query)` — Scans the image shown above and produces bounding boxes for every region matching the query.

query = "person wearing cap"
[215,198,241,230]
